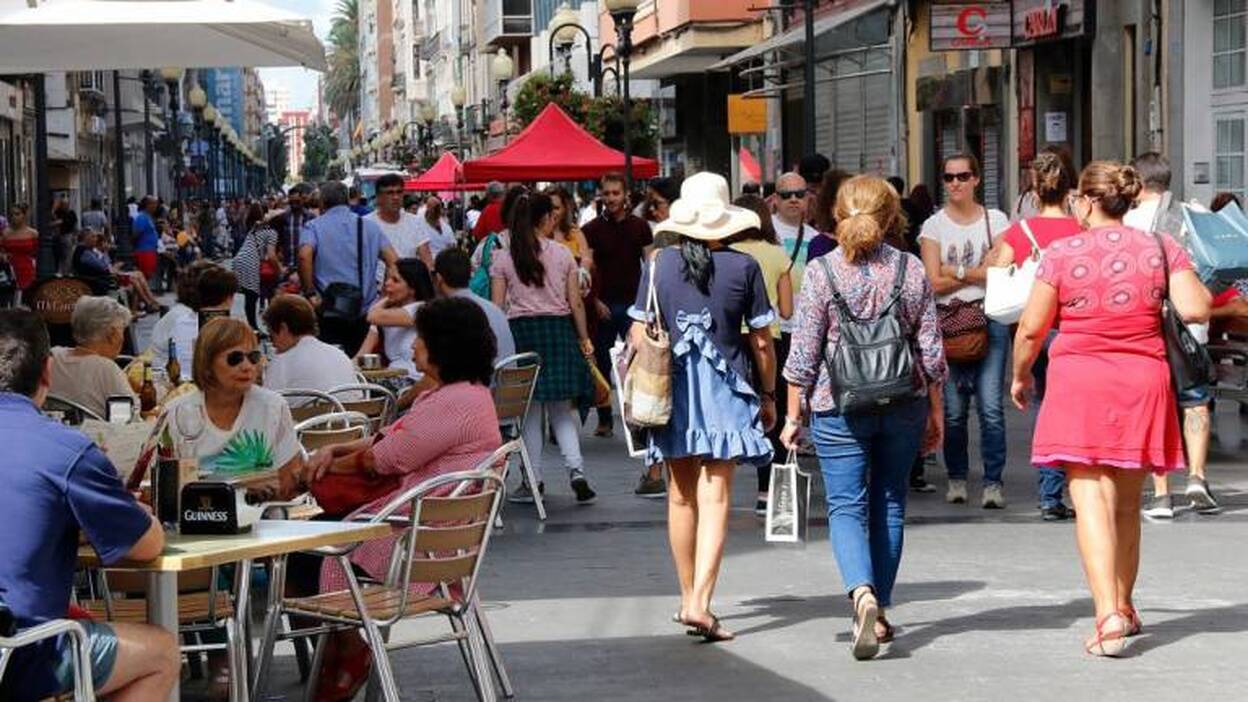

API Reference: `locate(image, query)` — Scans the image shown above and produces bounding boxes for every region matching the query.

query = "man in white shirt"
[262,295,361,401]
[432,248,515,365]
[366,173,433,272]
[771,172,819,335]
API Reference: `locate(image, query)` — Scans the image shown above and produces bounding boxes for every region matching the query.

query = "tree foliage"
[512,73,658,159]
[324,0,360,123]
[301,124,338,182]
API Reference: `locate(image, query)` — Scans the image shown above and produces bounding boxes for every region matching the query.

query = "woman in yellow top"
[731,194,794,514]
[546,186,593,297]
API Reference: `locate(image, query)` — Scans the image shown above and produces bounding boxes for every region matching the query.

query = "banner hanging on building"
[930,2,1013,51]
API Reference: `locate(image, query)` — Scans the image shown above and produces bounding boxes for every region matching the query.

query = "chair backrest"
[279,389,346,423]
[43,394,104,425]
[294,411,373,452]
[366,441,518,624]
[328,383,396,432]
[491,352,540,428]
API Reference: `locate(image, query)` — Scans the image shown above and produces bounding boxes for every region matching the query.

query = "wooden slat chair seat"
[252,443,520,702]
[491,352,544,520]
[327,384,396,434]
[294,411,373,454]
[279,390,346,423]
[79,591,233,625]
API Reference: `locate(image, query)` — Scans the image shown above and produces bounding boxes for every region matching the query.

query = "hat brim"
[653,204,761,241]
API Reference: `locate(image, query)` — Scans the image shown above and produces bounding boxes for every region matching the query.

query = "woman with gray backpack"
[781,175,947,660]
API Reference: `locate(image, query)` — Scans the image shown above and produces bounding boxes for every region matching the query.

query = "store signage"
[1011,0,1091,46]
[930,3,1013,51]
[1022,2,1064,39]
[727,94,767,134]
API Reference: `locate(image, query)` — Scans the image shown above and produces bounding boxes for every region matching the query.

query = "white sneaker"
[981,484,1006,509]
[946,480,968,504]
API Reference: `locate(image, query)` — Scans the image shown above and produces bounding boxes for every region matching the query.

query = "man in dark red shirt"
[584,173,653,448]
[471,182,507,242]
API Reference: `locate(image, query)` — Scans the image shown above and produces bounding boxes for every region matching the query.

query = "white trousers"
[521,401,584,483]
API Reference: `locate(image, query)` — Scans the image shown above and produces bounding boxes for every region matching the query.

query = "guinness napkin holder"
[179,482,262,535]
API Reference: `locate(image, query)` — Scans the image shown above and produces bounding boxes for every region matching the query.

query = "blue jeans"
[1032,330,1067,508]
[943,320,1008,486]
[811,399,929,607]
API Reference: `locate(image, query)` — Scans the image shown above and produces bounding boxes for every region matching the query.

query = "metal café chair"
[43,394,104,425]
[294,410,374,452]
[327,383,397,434]
[279,389,347,424]
[251,442,520,702]
[492,352,545,520]
[0,608,95,701]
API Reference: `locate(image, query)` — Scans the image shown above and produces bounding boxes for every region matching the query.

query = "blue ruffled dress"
[629,248,775,465]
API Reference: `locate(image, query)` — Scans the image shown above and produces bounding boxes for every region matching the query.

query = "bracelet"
[783,416,803,428]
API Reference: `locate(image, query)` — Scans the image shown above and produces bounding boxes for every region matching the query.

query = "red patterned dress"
[1030,225,1189,473]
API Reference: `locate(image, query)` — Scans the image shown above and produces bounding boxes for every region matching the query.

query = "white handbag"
[985,219,1042,324]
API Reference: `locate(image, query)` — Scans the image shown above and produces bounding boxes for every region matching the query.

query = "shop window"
[1215,115,1246,199]
[1214,0,1247,89]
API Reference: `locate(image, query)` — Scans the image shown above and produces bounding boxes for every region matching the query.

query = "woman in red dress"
[1,204,39,301]
[1011,161,1211,657]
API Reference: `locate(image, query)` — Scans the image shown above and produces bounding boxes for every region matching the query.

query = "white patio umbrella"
[0,0,326,72]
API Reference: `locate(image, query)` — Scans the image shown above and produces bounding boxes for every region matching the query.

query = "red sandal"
[1085,612,1128,657]
[1120,606,1143,637]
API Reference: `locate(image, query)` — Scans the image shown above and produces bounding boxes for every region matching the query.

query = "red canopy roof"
[403,152,487,192]
[462,103,659,182]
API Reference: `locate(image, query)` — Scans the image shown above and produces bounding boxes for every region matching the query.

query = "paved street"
[254,393,1248,701]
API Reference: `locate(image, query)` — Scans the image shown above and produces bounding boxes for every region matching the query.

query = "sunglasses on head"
[226,350,263,367]
[777,190,806,200]
[943,171,975,183]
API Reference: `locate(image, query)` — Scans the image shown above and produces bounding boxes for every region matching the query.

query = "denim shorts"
[52,621,118,695]
[1178,383,1212,409]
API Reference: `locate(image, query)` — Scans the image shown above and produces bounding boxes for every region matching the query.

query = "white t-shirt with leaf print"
[918,207,1010,304]
[162,386,300,477]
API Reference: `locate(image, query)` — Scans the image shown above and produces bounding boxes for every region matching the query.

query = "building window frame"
[1214,0,1248,91]
[1215,112,1247,201]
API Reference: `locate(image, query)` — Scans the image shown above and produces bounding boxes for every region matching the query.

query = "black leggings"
[242,289,261,330]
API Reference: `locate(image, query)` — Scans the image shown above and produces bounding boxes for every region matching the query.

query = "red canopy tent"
[403,152,486,192]
[462,103,659,182]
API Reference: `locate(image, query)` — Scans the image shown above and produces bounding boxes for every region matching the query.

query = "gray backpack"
[818,254,921,414]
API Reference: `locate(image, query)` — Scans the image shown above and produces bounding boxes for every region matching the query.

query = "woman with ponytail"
[490,192,598,505]
[1012,160,1210,656]
[782,175,947,660]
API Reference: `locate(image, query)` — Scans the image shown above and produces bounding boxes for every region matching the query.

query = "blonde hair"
[192,317,257,390]
[835,175,901,263]
[1078,161,1143,219]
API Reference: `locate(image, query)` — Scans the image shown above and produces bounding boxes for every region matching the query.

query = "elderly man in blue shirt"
[0,309,179,700]
[298,181,399,355]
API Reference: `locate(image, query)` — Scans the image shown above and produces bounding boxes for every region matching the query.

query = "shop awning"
[462,104,658,183]
[708,0,894,71]
[403,152,486,192]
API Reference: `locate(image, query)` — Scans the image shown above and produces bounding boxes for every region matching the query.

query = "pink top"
[319,381,501,592]
[489,237,576,318]
[1029,226,1192,472]
[999,216,1082,266]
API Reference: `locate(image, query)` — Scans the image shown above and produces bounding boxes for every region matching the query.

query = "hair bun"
[1114,165,1143,202]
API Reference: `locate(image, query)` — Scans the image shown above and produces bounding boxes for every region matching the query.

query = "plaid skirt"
[510,315,592,403]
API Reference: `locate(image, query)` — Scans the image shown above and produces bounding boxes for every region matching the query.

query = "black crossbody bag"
[321,216,365,321]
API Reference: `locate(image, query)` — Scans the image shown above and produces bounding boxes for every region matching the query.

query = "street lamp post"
[490,48,515,145]
[188,77,207,203]
[605,0,640,192]
[802,0,815,157]
[203,104,218,203]
[159,67,184,209]
[450,84,467,159]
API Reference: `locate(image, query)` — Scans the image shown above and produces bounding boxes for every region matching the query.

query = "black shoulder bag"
[818,254,921,414]
[321,216,365,321]
[1151,229,1214,394]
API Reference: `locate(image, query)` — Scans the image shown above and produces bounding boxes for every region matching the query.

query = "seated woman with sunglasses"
[155,317,304,493]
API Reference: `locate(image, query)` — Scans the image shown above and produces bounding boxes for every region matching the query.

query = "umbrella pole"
[32,74,56,278]
[112,70,132,264]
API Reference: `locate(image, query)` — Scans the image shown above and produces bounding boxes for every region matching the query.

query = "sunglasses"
[226,350,263,367]
[943,171,975,183]
[777,190,806,200]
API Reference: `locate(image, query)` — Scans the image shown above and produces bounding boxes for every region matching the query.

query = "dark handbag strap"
[356,215,364,290]
[817,253,908,324]
[788,223,808,270]
[981,205,993,250]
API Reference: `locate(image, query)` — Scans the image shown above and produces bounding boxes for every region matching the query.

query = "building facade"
[280,109,311,183]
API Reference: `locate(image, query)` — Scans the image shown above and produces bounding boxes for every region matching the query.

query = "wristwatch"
[956,263,967,281]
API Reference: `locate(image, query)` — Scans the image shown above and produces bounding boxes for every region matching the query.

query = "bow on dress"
[675,308,713,332]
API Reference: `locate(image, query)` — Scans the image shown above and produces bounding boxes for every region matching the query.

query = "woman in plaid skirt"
[491,192,598,505]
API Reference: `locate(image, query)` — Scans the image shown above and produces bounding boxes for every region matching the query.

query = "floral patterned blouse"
[783,244,947,413]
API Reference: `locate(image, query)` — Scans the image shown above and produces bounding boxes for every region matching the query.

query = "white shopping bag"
[765,451,811,544]
[609,342,648,459]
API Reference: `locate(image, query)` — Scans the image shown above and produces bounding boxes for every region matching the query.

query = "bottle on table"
[166,338,181,386]
[139,362,157,413]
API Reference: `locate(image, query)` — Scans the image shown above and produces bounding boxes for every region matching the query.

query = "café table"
[359,367,407,382]
[79,519,390,702]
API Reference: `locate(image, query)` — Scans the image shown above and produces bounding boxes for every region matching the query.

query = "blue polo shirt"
[0,393,152,697]
[132,211,159,252]
[303,205,388,307]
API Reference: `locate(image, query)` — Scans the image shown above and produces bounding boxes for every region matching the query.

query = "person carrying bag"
[622,257,671,427]
[320,216,365,322]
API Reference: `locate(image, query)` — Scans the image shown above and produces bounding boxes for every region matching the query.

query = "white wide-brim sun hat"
[654,172,761,241]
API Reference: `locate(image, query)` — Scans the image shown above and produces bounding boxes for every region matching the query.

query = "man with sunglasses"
[272,183,315,271]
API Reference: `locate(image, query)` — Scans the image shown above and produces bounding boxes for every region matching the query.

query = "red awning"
[403,152,487,192]
[462,103,659,182]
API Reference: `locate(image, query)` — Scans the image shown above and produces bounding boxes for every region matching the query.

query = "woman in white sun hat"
[629,172,777,643]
